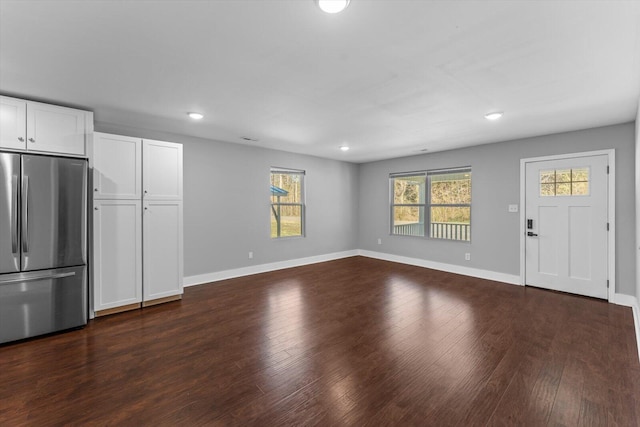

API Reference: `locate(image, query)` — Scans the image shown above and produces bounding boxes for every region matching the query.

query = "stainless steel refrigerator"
[0,153,88,344]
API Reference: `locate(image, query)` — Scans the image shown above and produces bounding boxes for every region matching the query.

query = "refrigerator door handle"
[22,175,29,253]
[0,271,76,285]
[11,174,18,254]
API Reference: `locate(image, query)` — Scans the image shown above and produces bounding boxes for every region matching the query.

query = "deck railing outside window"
[393,222,471,241]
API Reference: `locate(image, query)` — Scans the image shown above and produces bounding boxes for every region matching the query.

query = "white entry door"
[525,154,608,299]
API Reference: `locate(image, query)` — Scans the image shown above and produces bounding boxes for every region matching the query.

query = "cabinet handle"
[94,207,99,210]
[94,188,98,192]
[18,137,24,142]
[28,138,35,143]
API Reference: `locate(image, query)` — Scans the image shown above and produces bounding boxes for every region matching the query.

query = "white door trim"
[519,149,615,301]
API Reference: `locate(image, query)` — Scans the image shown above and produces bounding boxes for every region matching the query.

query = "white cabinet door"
[93,200,143,311]
[0,96,27,150]
[143,139,183,200]
[93,133,142,199]
[143,201,183,302]
[26,101,87,156]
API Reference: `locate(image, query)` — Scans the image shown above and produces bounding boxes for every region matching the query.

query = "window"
[270,168,305,238]
[391,174,426,237]
[540,167,589,196]
[390,167,471,241]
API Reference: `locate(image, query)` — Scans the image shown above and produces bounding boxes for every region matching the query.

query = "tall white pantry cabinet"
[92,132,184,316]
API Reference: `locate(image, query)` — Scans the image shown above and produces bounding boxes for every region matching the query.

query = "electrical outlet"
[377,238,382,245]
[465,253,471,261]
[248,251,253,259]
[508,204,519,213]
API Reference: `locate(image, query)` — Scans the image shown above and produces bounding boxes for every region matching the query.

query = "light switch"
[508,204,518,213]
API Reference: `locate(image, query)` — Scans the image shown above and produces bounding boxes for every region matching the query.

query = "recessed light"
[315,0,350,14]
[340,145,350,151]
[188,112,204,120]
[484,111,503,120]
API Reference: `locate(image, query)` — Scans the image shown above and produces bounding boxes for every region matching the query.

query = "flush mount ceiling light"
[340,145,350,151]
[484,111,504,121]
[188,112,204,120]
[315,0,350,14]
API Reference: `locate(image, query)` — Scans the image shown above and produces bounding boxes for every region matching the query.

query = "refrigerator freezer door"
[21,155,87,271]
[0,153,20,274]
[0,266,87,344]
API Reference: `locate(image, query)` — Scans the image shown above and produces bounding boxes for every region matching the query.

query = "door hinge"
[607,165,609,174]
[607,280,609,288]
[607,222,609,231]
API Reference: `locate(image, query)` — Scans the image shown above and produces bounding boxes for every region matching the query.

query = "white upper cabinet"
[0,95,91,156]
[0,97,27,150]
[93,133,142,199]
[143,139,183,200]
[27,101,88,155]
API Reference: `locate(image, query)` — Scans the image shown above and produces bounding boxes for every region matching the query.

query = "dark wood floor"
[1,256,639,426]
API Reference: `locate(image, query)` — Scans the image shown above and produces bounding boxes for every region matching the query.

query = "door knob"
[527,232,538,237]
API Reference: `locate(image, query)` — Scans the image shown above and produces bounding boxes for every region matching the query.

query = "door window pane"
[540,183,555,196]
[539,167,590,197]
[556,169,571,183]
[540,170,556,184]
[572,181,589,196]
[556,183,571,196]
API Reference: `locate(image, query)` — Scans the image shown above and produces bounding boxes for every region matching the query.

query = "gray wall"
[97,120,635,296]
[95,122,359,278]
[358,123,636,296]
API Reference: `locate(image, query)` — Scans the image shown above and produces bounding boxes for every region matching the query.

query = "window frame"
[388,172,427,236]
[427,167,472,241]
[390,167,471,242]
[270,167,306,239]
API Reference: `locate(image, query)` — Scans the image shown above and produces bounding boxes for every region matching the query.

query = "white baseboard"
[611,293,638,307]
[357,249,522,285]
[183,250,358,287]
[634,303,640,364]
[184,249,521,288]
[610,293,640,364]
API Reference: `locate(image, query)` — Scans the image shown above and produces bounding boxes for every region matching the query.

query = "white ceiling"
[1,0,639,163]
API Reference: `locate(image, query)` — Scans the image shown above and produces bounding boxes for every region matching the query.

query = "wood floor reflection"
[1,256,639,425]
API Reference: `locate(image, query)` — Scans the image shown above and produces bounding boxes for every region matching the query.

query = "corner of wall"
[634,95,640,362]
